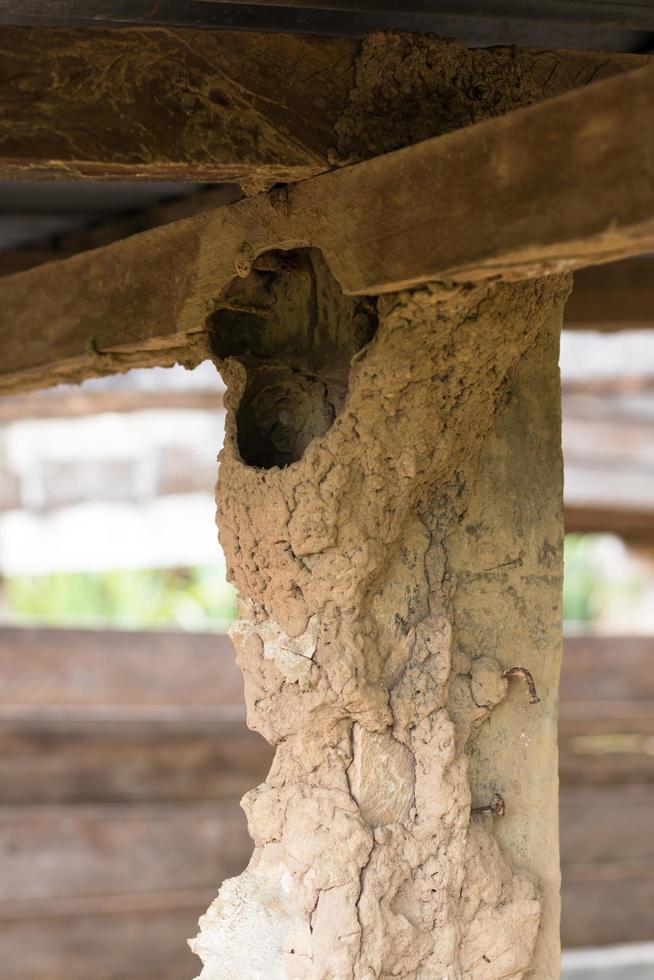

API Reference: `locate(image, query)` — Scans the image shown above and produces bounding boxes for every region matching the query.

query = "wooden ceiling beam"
[0,60,654,395]
[567,258,654,331]
[0,26,648,185]
[0,27,359,184]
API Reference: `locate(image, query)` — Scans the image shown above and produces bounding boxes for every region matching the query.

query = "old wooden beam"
[567,257,654,330]
[0,26,648,186]
[0,27,359,183]
[565,506,654,537]
[0,59,653,395]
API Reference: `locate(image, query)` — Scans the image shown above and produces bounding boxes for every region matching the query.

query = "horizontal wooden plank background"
[0,626,651,976]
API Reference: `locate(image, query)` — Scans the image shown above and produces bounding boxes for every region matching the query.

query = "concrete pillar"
[190,248,570,979]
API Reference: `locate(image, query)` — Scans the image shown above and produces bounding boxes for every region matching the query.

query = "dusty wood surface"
[0,58,652,395]
[0,38,644,280]
[447,304,565,977]
[0,28,358,183]
[0,28,645,187]
[187,253,571,974]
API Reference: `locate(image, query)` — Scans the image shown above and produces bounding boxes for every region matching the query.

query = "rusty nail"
[502,666,540,704]
[472,792,505,817]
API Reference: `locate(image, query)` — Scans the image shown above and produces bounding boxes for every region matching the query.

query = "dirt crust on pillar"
[333,30,636,163]
[189,248,570,979]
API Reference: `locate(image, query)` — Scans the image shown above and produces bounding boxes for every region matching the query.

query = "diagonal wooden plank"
[0,59,653,395]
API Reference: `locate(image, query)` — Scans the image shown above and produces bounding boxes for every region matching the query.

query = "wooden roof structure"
[0,1,652,351]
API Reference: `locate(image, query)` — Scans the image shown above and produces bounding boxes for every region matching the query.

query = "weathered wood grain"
[1,59,654,395]
[0,38,643,284]
[0,28,646,186]
[0,185,244,281]
[0,27,358,182]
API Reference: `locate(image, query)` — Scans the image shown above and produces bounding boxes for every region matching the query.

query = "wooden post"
[189,249,570,977]
[448,314,565,978]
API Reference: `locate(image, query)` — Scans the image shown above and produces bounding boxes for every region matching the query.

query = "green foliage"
[1,565,237,631]
[0,534,643,631]
[563,533,642,625]
[563,534,600,623]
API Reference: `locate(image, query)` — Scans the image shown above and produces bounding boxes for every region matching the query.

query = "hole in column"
[207,248,377,469]
[236,365,336,470]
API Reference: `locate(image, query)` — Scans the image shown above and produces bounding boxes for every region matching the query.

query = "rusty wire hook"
[502,666,540,704]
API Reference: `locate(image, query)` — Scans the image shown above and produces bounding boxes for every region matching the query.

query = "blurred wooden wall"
[0,627,651,978]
